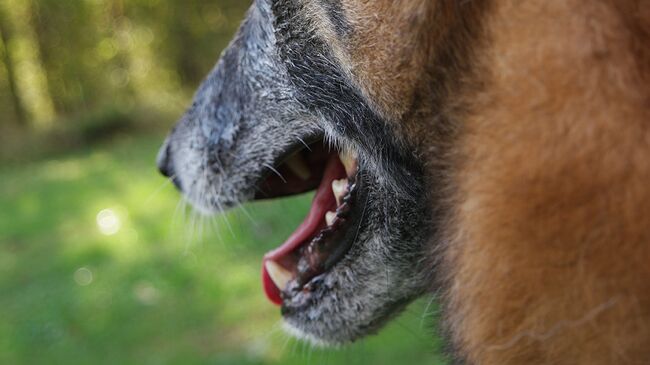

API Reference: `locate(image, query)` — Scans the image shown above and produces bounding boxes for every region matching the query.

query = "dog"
[157,1,650,363]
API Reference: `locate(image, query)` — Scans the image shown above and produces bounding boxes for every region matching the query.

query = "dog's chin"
[282,321,334,348]
[277,241,419,346]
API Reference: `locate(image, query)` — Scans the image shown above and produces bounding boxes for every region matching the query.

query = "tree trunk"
[0,0,55,129]
[0,8,27,127]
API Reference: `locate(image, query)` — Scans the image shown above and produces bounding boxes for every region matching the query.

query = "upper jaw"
[162,111,323,211]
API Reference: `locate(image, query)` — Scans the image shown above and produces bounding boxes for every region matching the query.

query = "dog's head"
[158,0,483,345]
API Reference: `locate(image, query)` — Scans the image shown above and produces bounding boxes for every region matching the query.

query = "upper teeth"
[265,260,292,291]
[325,211,337,226]
[286,153,311,180]
[332,178,348,206]
[340,150,357,177]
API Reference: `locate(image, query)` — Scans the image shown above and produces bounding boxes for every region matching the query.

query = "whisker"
[171,196,185,232]
[296,136,312,151]
[208,212,225,247]
[263,163,287,183]
[215,201,235,238]
[198,211,206,243]
[420,294,439,329]
[212,175,236,237]
[231,194,258,226]
[144,174,177,206]
[172,197,190,246]
[393,317,425,342]
[352,187,370,245]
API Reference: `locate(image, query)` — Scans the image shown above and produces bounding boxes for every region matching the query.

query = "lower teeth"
[325,211,337,226]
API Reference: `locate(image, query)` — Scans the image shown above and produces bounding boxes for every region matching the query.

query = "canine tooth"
[340,150,357,177]
[325,211,337,226]
[286,154,310,180]
[265,260,292,291]
[332,179,348,206]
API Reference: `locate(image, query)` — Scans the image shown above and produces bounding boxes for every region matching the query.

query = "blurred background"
[0,1,446,364]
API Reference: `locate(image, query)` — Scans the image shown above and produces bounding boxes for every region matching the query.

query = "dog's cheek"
[333,0,436,121]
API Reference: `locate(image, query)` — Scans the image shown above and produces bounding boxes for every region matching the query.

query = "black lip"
[281,169,367,308]
[293,177,359,286]
[157,142,184,192]
[170,176,183,191]
[250,131,367,308]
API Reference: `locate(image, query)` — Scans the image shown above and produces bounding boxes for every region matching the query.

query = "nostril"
[156,142,174,178]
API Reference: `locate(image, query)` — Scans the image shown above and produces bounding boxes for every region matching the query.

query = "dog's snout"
[156,141,174,178]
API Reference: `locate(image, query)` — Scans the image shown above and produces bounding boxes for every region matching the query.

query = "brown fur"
[314,0,650,363]
[305,1,423,118]
[448,2,650,363]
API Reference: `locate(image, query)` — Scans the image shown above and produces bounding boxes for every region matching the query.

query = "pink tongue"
[262,155,345,305]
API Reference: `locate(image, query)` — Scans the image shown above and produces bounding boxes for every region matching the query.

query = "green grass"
[0,135,447,365]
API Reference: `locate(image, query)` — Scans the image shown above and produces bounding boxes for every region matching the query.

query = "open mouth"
[255,141,360,306]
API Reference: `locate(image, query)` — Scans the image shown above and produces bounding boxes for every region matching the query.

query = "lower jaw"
[279,269,421,346]
[261,151,360,306]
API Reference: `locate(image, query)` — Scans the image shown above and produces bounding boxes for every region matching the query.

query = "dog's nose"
[156,141,174,178]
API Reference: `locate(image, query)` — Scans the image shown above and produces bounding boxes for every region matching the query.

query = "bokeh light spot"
[74,267,93,286]
[133,281,160,306]
[96,208,121,235]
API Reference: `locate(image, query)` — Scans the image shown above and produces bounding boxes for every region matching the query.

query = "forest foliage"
[0,0,248,135]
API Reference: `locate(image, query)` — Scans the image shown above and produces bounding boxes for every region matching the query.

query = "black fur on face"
[158,0,433,345]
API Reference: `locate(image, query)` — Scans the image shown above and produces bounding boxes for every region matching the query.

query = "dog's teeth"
[340,150,358,177]
[332,179,348,206]
[286,154,311,180]
[265,260,292,291]
[325,211,337,226]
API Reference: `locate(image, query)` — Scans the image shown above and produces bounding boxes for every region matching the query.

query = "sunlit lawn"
[0,134,447,365]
